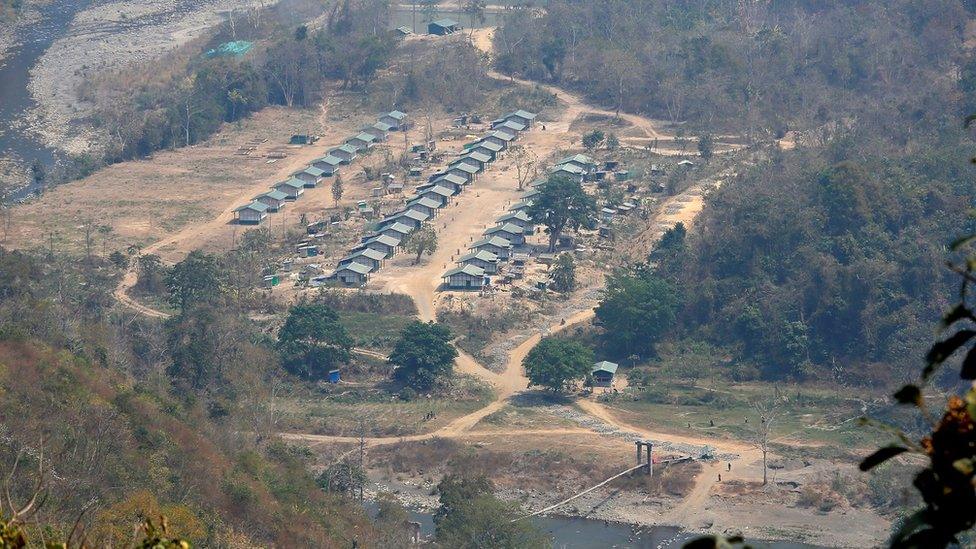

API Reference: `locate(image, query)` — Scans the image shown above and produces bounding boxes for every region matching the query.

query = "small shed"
[448,163,478,182]
[420,185,455,207]
[395,208,430,229]
[312,155,343,175]
[379,222,414,241]
[379,110,408,131]
[347,132,377,150]
[363,234,400,256]
[254,189,288,212]
[431,173,467,193]
[428,18,461,35]
[451,156,485,173]
[551,164,585,183]
[294,166,325,187]
[364,121,392,141]
[471,141,503,161]
[504,109,537,128]
[328,369,341,383]
[330,144,359,164]
[333,262,371,285]
[339,248,386,271]
[591,361,619,387]
[601,207,616,222]
[458,250,499,274]
[406,196,442,218]
[509,199,534,213]
[442,264,486,289]
[496,210,533,230]
[274,178,306,199]
[483,223,525,245]
[234,201,269,224]
[471,236,512,260]
[557,154,597,174]
[494,119,527,135]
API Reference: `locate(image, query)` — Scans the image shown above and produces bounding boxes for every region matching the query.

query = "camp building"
[591,361,619,387]
[442,264,486,289]
[458,250,499,274]
[428,18,461,35]
[233,201,269,224]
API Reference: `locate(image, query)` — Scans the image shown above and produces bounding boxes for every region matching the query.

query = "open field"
[275,374,493,438]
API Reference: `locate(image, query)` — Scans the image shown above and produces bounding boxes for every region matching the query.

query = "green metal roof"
[338,262,372,275]
[234,200,269,213]
[472,236,512,249]
[592,361,619,375]
[316,155,343,166]
[484,223,524,236]
[459,250,498,263]
[431,19,460,28]
[256,189,288,201]
[443,264,484,278]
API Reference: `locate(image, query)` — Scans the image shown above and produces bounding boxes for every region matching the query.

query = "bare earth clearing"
[8,25,890,547]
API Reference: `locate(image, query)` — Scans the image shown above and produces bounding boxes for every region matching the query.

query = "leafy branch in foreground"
[858,212,976,548]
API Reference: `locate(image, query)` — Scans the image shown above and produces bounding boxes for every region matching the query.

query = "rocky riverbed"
[26,0,273,155]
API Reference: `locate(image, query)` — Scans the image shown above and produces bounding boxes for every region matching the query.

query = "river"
[0,0,92,199]
[364,502,827,548]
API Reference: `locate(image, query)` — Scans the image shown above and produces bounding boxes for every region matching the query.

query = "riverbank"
[25,0,274,156]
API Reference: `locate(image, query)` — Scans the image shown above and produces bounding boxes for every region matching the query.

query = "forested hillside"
[0,248,387,546]
[494,1,966,136]
[653,143,974,383]
[544,0,976,384]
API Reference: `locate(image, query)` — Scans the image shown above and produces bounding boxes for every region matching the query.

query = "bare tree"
[510,144,538,191]
[752,398,778,486]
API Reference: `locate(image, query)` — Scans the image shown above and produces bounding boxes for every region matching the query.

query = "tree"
[698,133,714,160]
[463,0,486,31]
[331,173,344,207]
[166,250,223,311]
[858,222,976,547]
[594,269,680,358]
[276,302,352,379]
[605,132,620,151]
[388,321,458,390]
[526,175,596,252]
[316,460,366,497]
[136,254,166,294]
[549,253,576,293]
[166,304,225,390]
[522,337,593,392]
[581,130,604,151]
[29,159,45,190]
[434,473,549,549]
[649,223,686,265]
[510,144,537,191]
[403,224,437,264]
[752,399,777,486]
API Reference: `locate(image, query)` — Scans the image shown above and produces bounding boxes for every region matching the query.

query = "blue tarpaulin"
[204,41,253,58]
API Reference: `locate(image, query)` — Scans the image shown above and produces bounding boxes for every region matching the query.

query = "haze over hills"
[0,1,974,547]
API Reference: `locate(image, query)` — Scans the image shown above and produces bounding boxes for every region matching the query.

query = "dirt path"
[109,30,773,531]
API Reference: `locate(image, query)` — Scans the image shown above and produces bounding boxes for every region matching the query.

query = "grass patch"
[607,380,887,455]
[276,374,493,437]
[338,311,414,352]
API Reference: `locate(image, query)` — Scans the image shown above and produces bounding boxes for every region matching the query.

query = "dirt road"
[106,28,777,534]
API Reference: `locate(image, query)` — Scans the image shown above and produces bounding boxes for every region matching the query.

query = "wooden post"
[646,442,652,476]
[635,441,642,466]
